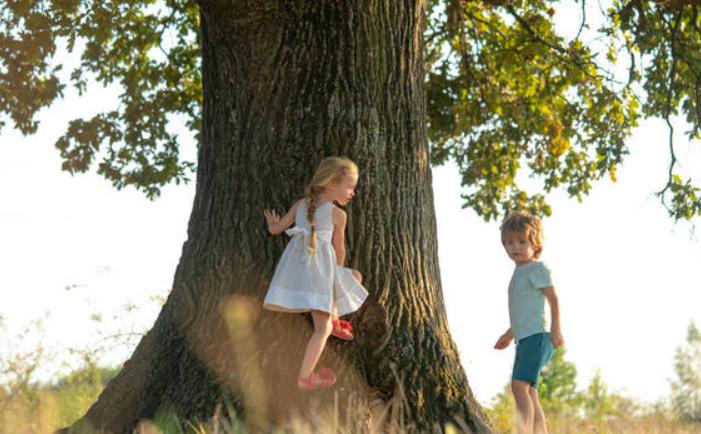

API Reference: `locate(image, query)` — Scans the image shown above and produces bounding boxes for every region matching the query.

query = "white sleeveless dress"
[263,201,368,315]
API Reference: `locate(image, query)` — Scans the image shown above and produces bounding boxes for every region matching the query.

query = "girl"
[262,156,368,391]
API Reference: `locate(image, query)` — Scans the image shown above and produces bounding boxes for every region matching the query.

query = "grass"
[2,368,701,434]
[2,309,700,433]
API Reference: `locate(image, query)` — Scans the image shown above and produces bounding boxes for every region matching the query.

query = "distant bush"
[1,350,119,433]
[0,311,123,433]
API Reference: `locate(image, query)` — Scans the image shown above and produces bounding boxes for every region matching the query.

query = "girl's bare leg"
[351,269,362,283]
[332,304,339,322]
[298,310,333,379]
[333,269,361,324]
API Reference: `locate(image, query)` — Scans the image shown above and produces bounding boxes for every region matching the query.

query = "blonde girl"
[263,156,368,390]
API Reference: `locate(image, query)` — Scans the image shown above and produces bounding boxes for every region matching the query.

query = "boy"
[494,211,564,434]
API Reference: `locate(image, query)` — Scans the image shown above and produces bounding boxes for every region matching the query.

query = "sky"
[1,2,701,407]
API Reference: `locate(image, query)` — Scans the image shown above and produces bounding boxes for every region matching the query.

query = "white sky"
[1,1,701,406]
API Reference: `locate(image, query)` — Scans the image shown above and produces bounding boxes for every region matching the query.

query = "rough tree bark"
[62,1,493,433]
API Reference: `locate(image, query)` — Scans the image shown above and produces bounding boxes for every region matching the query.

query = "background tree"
[582,370,616,427]
[537,348,580,416]
[2,0,700,433]
[671,322,701,423]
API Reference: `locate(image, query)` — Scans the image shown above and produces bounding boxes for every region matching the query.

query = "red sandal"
[297,368,337,391]
[331,319,354,340]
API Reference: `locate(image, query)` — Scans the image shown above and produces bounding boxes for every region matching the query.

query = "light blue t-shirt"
[508,261,554,342]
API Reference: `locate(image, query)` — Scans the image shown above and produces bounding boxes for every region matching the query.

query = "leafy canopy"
[1,0,700,219]
[1,0,200,198]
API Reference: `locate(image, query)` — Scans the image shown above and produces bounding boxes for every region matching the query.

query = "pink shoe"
[297,368,337,391]
[331,319,353,340]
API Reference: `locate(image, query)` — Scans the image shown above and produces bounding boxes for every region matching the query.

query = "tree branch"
[656,12,682,203]
[505,5,570,55]
[653,0,697,10]
[504,5,608,82]
[575,0,587,43]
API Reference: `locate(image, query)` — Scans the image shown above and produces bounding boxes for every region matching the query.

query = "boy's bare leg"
[512,380,535,434]
[529,386,548,434]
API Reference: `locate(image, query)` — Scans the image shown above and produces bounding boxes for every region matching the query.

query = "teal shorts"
[512,332,554,388]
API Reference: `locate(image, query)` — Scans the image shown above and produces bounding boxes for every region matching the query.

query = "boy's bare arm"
[494,328,513,350]
[543,286,564,348]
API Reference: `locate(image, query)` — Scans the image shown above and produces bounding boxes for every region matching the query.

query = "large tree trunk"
[62,1,493,433]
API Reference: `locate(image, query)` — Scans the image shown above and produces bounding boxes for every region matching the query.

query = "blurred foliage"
[538,347,580,415]
[671,321,701,423]
[0,355,118,433]
[0,289,163,433]
[484,383,515,433]
[582,370,641,430]
[47,358,120,428]
[0,0,700,219]
[0,318,119,433]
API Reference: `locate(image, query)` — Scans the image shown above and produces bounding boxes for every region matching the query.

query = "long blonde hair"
[305,156,358,254]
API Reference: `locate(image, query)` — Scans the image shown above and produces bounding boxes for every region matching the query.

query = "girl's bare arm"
[264,200,300,235]
[331,207,347,265]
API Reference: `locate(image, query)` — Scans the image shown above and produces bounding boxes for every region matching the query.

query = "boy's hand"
[550,330,564,349]
[494,333,513,350]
